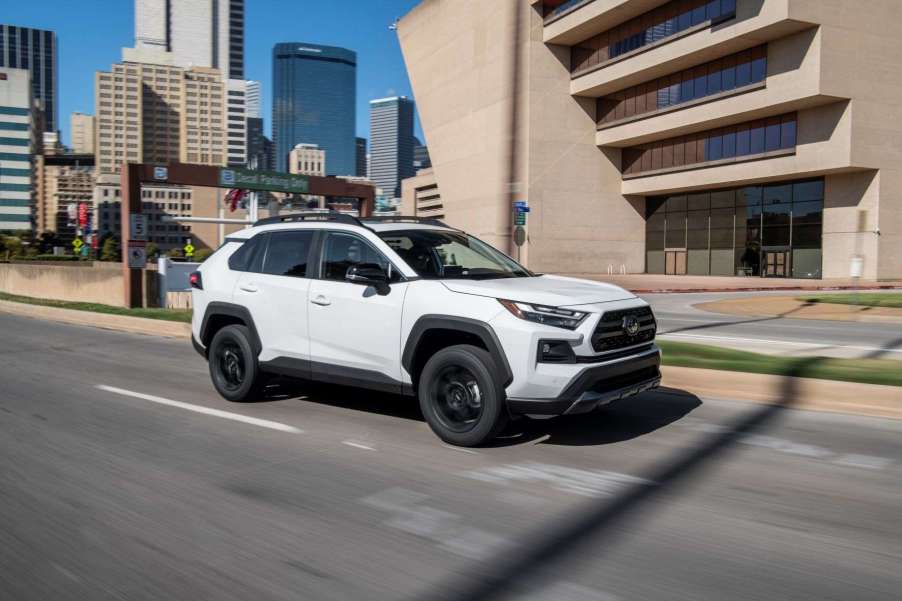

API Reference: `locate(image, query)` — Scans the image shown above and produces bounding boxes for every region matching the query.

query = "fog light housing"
[538,340,576,364]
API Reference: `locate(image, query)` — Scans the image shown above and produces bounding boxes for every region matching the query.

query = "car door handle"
[239,283,258,293]
[311,295,331,306]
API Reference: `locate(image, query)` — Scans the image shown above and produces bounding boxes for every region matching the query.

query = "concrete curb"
[0,299,191,339]
[1,300,897,420]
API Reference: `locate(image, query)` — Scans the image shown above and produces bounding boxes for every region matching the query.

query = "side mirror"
[346,263,391,295]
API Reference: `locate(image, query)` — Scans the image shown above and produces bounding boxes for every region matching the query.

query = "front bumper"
[506,347,661,416]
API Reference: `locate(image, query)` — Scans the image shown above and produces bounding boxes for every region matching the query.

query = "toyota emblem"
[622,315,640,336]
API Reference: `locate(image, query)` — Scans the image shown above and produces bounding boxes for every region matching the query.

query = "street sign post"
[129,214,148,241]
[127,242,146,269]
[71,238,84,254]
[513,226,526,247]
[183,241,195,260]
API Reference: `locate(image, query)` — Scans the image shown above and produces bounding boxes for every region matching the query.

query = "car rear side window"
[228,235,263,272]
[261,230,315,278]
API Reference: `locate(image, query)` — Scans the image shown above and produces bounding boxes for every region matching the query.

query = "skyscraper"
[245,80,261,119]
[369,96,415,199]
[70,112,95,154]
[0,68,35,231]
[355,137,367,178]
[133,0,244,79]
[0,25,58,133]
[272,42,356,175]
[130,0,246,164]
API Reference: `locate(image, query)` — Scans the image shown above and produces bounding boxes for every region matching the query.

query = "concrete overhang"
[596,28,844,147]
[543,0,671,46]
[570,0,815,98]
[620,101,860,196]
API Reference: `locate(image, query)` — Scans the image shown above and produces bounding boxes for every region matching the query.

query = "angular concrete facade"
[398,0,902,280]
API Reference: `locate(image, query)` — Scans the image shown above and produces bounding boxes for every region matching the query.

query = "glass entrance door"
[762,248,791,278]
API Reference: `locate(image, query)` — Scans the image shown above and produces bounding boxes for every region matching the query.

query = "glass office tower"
[272,42,356,175]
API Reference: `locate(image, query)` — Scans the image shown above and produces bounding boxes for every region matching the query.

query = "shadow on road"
[659,301,813,336]
[415,359,818,601]
[490,388,701,448]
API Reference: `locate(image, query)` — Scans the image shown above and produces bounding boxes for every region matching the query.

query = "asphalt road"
[644,291,902,360]
[1,312,901,601]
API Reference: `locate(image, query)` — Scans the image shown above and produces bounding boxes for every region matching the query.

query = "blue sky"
[4,0,423,145]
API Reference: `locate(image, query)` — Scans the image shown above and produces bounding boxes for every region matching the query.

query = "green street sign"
[514,214,526,225]
[219,167,310,194]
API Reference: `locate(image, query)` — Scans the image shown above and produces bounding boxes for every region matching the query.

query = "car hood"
[440,274,636,307]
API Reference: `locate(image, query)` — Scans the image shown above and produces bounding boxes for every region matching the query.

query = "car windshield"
[378,229,532,279]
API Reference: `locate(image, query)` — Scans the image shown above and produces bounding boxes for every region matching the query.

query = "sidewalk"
[696,295,902,324]
[569,273,902,294]
[2,299,899,421]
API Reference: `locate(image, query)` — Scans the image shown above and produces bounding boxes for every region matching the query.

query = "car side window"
[227,234,263,272]
[261,230,314,278]
[321,232,393,282]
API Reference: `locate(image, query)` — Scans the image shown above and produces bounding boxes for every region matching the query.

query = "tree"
[145,242,159,260]
[194,248,213,262]
[167,247,183,259]
[100,236,120,262]
[2,236,22,259]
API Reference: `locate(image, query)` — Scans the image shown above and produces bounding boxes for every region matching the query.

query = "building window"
[571,0,737,74]
[645,178,823,278]
[622,113,797,176]
[598,46,766,125]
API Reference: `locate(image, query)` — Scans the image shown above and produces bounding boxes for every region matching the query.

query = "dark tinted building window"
[261,230,314,277]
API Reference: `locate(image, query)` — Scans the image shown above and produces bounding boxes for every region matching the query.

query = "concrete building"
[273,43,356,175]
[401,167,442,219]
[356,137,368,178]
[34,153,94,242]
[95,61,227,175]
[0,67,35,232]
[70,112,95,154]
[245,80,261,119]
[369,96,415,199]
[129,0,246,167]
[288,143,326,176]
[398,0,902,280]
[0,24,58,133]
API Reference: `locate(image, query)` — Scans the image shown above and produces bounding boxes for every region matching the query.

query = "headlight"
[498,299,588,330]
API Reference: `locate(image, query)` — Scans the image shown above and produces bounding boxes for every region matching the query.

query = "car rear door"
[306,230,408,392]
[233,229,316,368]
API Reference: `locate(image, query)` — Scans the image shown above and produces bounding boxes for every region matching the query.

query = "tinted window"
[228,235,263,272]
[261,230,314,277]
[322,232,391,282]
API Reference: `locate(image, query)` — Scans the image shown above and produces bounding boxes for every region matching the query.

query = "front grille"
[591,306,656,353]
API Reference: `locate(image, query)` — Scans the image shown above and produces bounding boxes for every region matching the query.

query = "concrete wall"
[0,262,124,306]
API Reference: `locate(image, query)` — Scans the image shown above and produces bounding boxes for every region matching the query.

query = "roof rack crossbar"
[361,216,452,228]
[253,211,362,227]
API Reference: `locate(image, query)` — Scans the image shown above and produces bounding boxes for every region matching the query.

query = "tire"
[418,344,509,447]
[208,324,263,402]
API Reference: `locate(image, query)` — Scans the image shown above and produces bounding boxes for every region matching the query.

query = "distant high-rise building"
[70,113,95,154]
[0,67,36,231]
[272,42,356,174]
[355,137,367,178]
[246,116,267,170]
[288,143,325,176]
[0,25,58,132]
[95,61,227,175]
[133,0,244,79]
[245,80,261,119]
[129,1,245,163]
[414,142,431,170]
[369,96,415,199]
[34,153,94,239]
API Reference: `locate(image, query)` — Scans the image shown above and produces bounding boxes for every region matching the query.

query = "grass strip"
[798,292,902,308]
[0,291,192,323]
[658,340,902,388]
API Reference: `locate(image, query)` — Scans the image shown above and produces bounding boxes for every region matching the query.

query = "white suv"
[190,213,660,446]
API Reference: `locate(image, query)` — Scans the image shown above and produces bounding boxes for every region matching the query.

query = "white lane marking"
[520,582,619,601]
[342,440,375,451]
[442,444,479,455]
[658,332,902,354]
[834,454,892,471]
[461,463,651,498]
[95,385,302,433]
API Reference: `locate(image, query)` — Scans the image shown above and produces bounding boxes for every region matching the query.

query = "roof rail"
[253,211,363,227]
[361,215,453,229]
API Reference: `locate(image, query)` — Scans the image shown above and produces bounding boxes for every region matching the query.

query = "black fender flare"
[402,315,513,387]
[199,302,263,357]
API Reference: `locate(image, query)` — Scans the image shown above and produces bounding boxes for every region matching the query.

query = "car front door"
[307,230,408,391]
[233,229,316,368]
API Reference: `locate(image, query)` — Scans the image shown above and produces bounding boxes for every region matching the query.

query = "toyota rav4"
[190,213,660,446]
